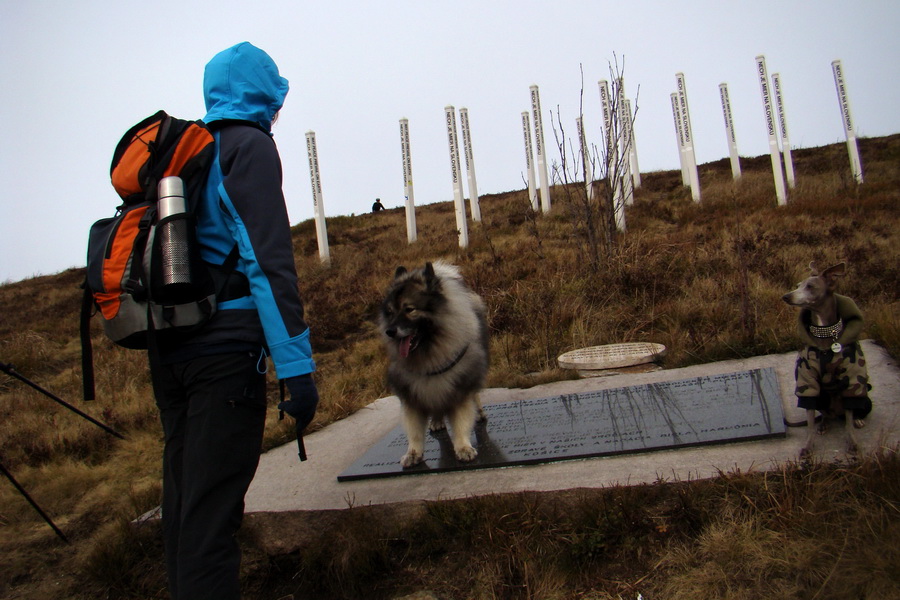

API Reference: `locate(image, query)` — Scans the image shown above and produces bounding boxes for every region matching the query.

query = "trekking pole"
[0,361,125,440]
[0,458,69,543]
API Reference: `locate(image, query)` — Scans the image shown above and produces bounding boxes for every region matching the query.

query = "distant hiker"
[372,197,385,212]
[149,42,318,600]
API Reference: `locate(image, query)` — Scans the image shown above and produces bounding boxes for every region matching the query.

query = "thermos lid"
[157,176,186,219]
[158,176,184,200]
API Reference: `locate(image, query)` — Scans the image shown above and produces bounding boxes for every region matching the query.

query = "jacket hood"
[203,42,289,133]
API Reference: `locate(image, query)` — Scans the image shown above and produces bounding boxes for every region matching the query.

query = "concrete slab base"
[242,341,899,554]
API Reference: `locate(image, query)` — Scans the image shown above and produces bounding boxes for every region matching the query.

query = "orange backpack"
[80,111,234,400]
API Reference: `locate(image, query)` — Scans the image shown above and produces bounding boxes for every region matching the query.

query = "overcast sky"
[2,1,898,283]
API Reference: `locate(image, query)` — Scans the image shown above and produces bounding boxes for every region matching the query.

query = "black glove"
[278,374,319,460]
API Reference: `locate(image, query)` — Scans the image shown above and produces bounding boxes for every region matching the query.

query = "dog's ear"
[822,262,846,287]
[394,266,408,279]
[423,262,439,291]
[808,261,821,276]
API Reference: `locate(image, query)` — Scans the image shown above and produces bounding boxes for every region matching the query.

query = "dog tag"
[831,342,842,353]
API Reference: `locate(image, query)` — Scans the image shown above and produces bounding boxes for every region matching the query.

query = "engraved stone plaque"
[338,368,785,482]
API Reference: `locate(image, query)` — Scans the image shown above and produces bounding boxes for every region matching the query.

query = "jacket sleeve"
[216,128,315,377]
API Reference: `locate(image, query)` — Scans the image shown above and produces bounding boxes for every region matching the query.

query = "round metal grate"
[557,342,666,370]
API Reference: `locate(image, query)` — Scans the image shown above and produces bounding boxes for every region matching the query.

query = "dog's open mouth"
[398,335,419,358]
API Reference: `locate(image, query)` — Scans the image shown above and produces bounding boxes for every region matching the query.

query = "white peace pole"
[305,131,330,266]
[719,83,742,180]
[444,106,469,248]
[598,79,625,232]
[671,92,689,186]
[598,80,615,167]
[521,111,538,211]
[755,55,787,205]
[675,72,701,203]
[530,85,551,213]
[576,116,594,201]
[832,60,864,184]
[399,118,417,244]
[625,99,641,190]
[459,108,481,222]
[617,81,634,206]
[772,73,795,189]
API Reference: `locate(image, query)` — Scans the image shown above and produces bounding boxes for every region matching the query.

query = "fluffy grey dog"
[378,261,489,467]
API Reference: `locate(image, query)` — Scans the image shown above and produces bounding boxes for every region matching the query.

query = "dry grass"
[0,135,898,599]
[234,451,900,600]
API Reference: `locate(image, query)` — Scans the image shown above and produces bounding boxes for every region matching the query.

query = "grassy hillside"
[1,135,899,599]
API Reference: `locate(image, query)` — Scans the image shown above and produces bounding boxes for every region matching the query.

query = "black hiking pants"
[150,350,267,600]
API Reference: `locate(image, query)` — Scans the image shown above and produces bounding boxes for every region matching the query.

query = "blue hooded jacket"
[203,42,289,133]
[164,43,314,379]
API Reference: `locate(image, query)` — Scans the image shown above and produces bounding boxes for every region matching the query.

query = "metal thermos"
[157,176,191,289]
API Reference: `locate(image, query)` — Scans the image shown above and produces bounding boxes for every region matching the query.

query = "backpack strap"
[122,206,155,299]
[80,280,96,401]
[205,131,244,303]
[215,244,242,297]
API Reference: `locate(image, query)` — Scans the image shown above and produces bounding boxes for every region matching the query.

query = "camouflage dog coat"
[793,294,872,417]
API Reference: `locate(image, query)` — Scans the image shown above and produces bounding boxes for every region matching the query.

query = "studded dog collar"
[809,320,843,341]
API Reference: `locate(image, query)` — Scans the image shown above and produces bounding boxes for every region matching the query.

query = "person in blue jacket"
[148,42,318,600]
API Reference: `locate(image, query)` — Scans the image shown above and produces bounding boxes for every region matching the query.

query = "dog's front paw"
[853,418,866,429]
[401,449,424,468]
[454,445,478,462]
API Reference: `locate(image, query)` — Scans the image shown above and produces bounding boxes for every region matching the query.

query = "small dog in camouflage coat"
[782,262,872,457]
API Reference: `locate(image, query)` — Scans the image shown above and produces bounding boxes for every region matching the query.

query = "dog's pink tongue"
[399,336,413,358]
